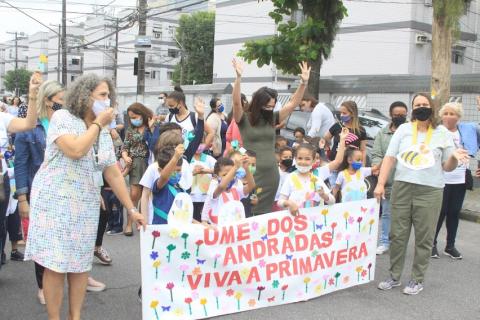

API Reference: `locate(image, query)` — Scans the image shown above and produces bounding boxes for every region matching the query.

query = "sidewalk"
[460,187,480,224]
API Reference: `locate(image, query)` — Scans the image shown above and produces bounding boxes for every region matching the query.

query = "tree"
[4,68,32,95]
[238,0,347,98]
[172,11,215,85]
[431,0,471,108]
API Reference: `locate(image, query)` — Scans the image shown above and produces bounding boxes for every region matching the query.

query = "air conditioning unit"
[415,33,430,45]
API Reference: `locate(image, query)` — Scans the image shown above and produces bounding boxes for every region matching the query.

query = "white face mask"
[296,165,312,174]
[92,98,111,116]
[159,98,165,104]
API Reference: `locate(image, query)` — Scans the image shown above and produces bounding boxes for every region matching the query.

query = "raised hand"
[452,148,469,165]
[318,138,326,149]
[232,58,244,78]
[95,107,115,127]
[194,97,205,119]
[339,127,349,141]
[299,61,311,83]
[175,144,185,158]
[29,71,43,98]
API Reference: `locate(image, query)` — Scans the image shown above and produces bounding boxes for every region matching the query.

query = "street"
[0,219,479,320]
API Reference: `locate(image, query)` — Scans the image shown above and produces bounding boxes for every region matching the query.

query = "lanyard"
[412,122,433,146]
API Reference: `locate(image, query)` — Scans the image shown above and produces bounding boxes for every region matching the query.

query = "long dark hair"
[127,102,153,127]
[248,87,277,126]
[411,92,438,128]
[338,147,361,172]
[168,86,187,110]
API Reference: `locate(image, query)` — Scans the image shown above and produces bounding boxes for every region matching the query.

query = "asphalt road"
[1,220,479,320]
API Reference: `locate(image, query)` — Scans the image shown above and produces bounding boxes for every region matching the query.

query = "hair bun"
[174,85,183,93]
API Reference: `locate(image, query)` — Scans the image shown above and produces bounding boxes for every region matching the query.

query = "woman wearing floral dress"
[24,74,145,320]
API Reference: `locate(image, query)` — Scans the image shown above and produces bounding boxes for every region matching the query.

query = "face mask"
[130,118,143,127]
[261,108,273,118]
[340,115,351,124]
[296,165,312,174]
[412,107,432,121]
[168,107,180,115]
[391,115,406,127]
[159,98,165,104]
[217,104,225,113]
[92,98,111,116]
[236,167,246,179]
[281,158,293,168]
[168,172,182,185]
[351,161,362,171]
[248,164,256,175]
[51,102,63,111]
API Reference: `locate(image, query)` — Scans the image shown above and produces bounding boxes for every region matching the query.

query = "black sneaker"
[444,247,462,260]
[431,246,440,259]
[1,252,6,265]
[10,250,24,261]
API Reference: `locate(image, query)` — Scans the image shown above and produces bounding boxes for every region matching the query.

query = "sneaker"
[37,289,46,305]
[106,229,123,236]
[378,277,401,290]
[403,280,424,295]
[444,247,462,260]
[86,277,106,292]
[376,245,389,255]
[431,246,440,259]
[94,247,112,265]
[10,250,24,261]
[1,252,6,265]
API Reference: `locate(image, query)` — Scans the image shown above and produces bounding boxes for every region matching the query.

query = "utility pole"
[61,0,67,85]
[114,18,119,88]
[6,32,18,96]
[137,0,147,96]
[57,24,61,82]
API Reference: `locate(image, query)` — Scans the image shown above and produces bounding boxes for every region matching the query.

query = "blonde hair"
[438,102,463,119]
[36,80,64,119]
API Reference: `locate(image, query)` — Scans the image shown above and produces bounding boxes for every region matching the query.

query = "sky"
[0,0,138,43]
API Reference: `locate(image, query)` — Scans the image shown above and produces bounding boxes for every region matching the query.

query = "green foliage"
[172,11,215,85]
[4,68,32,95]
[238,0,347,75]
[433,0,471,30]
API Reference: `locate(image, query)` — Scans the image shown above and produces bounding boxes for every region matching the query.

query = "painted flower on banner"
[272,280,279,288]
[173,308,184,317]
[192,267,202,276]
[240,268,250,280]
[248,299,256,307]
[169,228,180,239]
[361,270,367,278]
[343,276,350,284]
[258,259,266,268]
[315,284,323,294]
[181,251,191,260]
[226,288,234,297]
[328,278,335,286]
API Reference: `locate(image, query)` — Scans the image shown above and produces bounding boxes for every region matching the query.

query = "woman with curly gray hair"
[24,73,145,320]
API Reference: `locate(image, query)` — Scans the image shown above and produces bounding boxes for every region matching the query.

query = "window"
[167,71,173,80]
[168,49,179,58]
[452,46,465,65]
[71,75,75,82]
[71,58,80,65]
[151,70,158,79]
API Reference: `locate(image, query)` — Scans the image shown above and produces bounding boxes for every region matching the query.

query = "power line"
[0,0,59,34]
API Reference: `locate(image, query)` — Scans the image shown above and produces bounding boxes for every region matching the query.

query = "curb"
[460,210,480,224]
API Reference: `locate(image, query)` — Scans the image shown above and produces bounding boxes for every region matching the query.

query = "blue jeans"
[379,198,391,247]
[102,189,123,232]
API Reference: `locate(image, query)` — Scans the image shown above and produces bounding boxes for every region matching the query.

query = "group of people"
[0,60,479,320]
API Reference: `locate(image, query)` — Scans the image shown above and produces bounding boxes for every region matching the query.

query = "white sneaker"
[86,277,106,292]
[376,245,389,255]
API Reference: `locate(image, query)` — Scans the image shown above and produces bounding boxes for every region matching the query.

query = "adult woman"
[121,103,152,236]
[375,93,468,295]
[300,94,335,138]
[24,74,145,320]
[324,100,367,163]
[431,102,479,260]
[166,86,214,148]
[232,58,310,215]
[0,72,40,273]
[8,96,22,117]
[371,101,408,255]
[206,97,228,157]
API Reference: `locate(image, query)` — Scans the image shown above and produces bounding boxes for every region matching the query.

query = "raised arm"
[156,144,184,190]
[8,72,41,133]
[279,62,311,123]
[232,58,244,123]
[184,98,206,161]
[328,127,349,171]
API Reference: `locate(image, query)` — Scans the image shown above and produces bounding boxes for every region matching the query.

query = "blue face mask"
[168,172,182,185]
[340,115,351,124]
[131,118,143,127]
[351,161,362,171]
[217,104,225,113]
[236,167,246,179]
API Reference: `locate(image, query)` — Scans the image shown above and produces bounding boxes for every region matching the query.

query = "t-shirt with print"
[190,153,216,202]
[335,168,372,203]
[0,112,13,174]
[151,180,184,225]
[328,123,366,161]
[139,160,192,224]
[168,112,198,144]
[386,122,455,188]
[442,128,465,184]
[201,179,246,225]
[280,171,332,208]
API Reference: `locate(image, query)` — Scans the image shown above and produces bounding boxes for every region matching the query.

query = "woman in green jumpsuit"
[231,59,311,215]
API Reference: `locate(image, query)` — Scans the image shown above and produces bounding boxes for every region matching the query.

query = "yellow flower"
[314,284,323,294]
[169,228,180,239]
[173,308,184,316]
[343,212,349,219]
[304,277,311,284]
[355,266,363,273]
[369,218,375,225]
[150,300,159,309]
[240,268,250,281]
[200,298,207,305]
[321,209,329,216]
[152,260,161,268]
[234,291,243,300]
[260,226,267,234]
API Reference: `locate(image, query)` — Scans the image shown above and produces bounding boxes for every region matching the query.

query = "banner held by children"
[141,199,379,320]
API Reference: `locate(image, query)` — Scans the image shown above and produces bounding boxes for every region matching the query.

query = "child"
[240,150,258,218]
[278,143,335,216]
[201,156,255,225]
[151,145,186,224]
[333,148,376,203]
[190,143,216,221]
[273,146,295,211]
